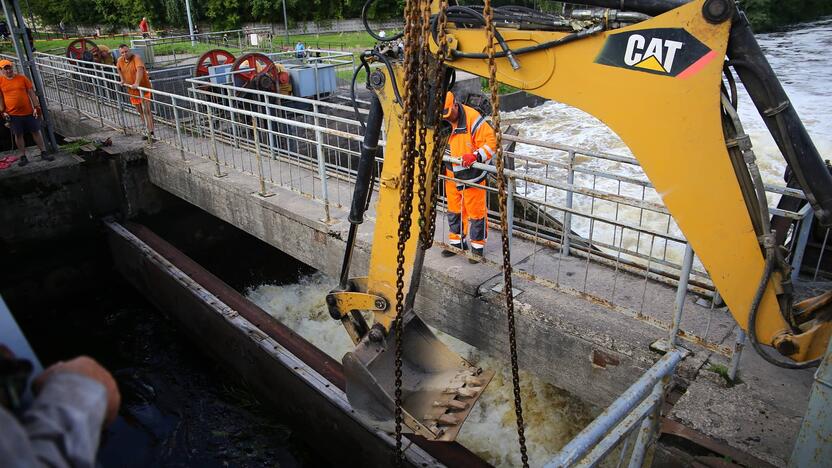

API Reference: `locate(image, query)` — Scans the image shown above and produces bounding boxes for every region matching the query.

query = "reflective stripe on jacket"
[444,103,497,187]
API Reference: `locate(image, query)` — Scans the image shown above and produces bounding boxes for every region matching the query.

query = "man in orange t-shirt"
[0,60,50,166]
[116,45,154,139]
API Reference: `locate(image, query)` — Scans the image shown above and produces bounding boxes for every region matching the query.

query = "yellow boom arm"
[430,0,831,361]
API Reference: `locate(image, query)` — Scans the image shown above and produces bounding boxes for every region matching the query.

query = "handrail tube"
[544,348,684,468]
[575,384,662,466]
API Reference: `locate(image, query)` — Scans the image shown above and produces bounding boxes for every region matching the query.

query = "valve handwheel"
[232,53,279,89]
[194,49,235,77]
[66,38,98,62]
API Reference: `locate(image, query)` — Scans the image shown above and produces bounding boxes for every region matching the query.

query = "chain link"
[483,0,530,466]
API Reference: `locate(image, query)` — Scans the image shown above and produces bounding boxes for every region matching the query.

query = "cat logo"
[595,28,716,78]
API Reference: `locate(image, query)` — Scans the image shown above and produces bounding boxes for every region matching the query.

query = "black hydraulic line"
[448,24,603,60]
[444,5,520,69]
[362,0,403,42]
[726,14,832,227]
[370,51,403,104]
[747,252,820,369]
[560,0,689,16]
[338,94,383,289]
[351,53,371,131]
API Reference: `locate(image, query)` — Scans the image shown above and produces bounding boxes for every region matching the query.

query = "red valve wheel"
[194,49,235,78]
[231,53,278,89]
[66,38,98,62]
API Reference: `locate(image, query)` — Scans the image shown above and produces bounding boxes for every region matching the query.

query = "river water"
[246,18,830,468]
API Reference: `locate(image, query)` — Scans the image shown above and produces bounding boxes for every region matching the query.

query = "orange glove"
[34,356,121,426]
[461,152,477,168]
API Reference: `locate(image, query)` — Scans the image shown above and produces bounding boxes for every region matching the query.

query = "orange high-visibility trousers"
[445,170,487,250]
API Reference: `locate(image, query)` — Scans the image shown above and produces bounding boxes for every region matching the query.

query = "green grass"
[0,37,132,55]
[60,139,92,155]
[707,363,737,385]
[273,31,381,51]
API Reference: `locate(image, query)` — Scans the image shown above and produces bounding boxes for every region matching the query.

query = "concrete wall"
[0,131,172,252]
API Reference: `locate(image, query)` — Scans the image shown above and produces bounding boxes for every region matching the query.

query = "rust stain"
[591,349,620,368]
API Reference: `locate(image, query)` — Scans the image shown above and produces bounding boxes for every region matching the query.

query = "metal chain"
[394,0,423,464]
[483,0,530,465]
[422,0,450,248]
[416,0,431,249]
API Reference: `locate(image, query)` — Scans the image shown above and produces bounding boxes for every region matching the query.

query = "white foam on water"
[246,273,594,467]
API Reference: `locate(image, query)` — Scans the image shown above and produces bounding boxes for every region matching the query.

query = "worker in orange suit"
[440,91,496,263]
[116,44,154,140]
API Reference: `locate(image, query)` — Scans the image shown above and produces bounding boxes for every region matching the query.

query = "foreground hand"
[33,107,41,119]
[34,356,121,426]
[128,84,137,90]
[461,152,477,168]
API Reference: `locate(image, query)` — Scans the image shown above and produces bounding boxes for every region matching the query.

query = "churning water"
[247,273,594,467]
[244,18,830,467]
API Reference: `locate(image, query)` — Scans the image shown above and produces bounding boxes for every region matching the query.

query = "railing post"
[727,328,746,382]
[670,243,695,346]
[312,101,331,222]
[263,92,277,158]
[68,67,82,118]
[251,115,272,197]
[92,67,104,127]
[791,204,814,283]
[206,105,226,178]
[172,95,186,161]
[561,150,576,256]
[627,380,664,468]
[226,86,240,148]
[114,87,128,134]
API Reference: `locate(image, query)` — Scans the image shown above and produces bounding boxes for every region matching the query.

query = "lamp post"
[185,0,195,46]
[282,0,289,42]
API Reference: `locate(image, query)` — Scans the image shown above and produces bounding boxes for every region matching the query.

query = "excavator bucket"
[343,316,494,442]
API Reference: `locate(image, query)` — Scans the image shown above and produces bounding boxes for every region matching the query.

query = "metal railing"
[25,52,827,361]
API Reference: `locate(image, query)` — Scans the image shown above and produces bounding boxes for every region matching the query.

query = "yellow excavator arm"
[430,0,832,361]
[329,0,832,443]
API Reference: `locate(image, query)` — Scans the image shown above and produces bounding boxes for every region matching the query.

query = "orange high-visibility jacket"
[444,103,497,187]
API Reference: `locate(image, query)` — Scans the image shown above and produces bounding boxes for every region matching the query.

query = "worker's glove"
[461,152,477,168]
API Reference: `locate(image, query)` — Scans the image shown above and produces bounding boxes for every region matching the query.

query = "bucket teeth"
[442,386,484,398]
[436,414,461,426]
[465,376,485,386]
[433,399,469,410]
[457,386,482,398]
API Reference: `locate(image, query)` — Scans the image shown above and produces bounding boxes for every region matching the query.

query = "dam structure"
[2,45,829,467]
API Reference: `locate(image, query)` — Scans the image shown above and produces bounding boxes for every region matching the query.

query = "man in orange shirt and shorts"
[116,44,154,140]
[0,60,51,166]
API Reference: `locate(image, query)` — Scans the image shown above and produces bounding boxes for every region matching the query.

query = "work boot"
[39,151,54,162]
[441,241,466,258]
[17,155,28,167]
[468,247,483,264]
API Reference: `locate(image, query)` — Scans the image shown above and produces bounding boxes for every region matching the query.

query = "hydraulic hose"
[560,0,689,16]
[351,53,372,131]
[338,94,383,290]
[727,14,832,227]
[747,251,821,369]
[362,0,404,42]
